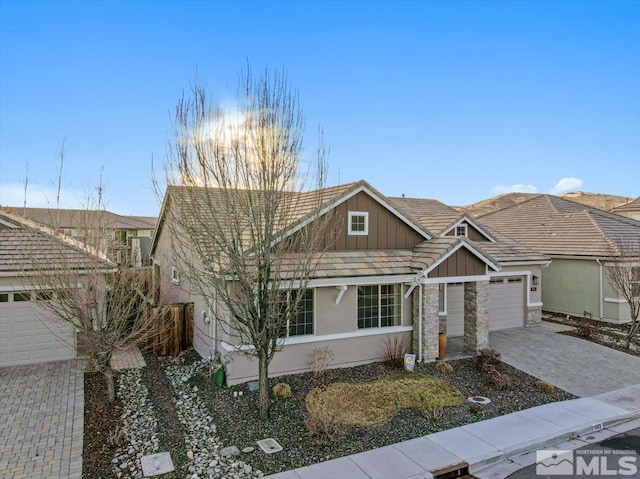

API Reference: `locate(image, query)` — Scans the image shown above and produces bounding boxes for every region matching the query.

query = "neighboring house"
[0,210,113,367]
[3,207,157,267]
[611,196,640,221]
[151,180,548,385]
[480,195,640,323]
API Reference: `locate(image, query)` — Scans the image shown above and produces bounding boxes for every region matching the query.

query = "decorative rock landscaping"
[111,356,263,479]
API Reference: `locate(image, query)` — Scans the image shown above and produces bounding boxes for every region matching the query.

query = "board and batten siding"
[444,223,488,242]
[317,191,425,250]
[428,248,486,278]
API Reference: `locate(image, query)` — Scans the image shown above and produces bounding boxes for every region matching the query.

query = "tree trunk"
[625,335,631,349]
[105,367,116,404]
[258,351,269,419]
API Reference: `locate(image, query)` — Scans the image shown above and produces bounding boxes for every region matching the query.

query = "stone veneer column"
[464,280,489,353]
[526,305,542,326]
[421,283,440,362]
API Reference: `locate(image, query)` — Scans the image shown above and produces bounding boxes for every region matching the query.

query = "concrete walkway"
[0,360,84,479]
[489,327,640,397]
[265,384,640,479]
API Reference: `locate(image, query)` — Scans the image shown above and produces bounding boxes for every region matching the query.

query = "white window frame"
[348,211,369,236]
[455,224,468,237]
[357,283,403,329]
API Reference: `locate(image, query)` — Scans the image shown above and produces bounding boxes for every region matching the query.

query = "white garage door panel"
[446,284,464,337]
[0,301,75,367]
[489,278,525,331]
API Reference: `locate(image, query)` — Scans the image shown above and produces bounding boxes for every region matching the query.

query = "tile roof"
[611,196,640,212]
[0,211,114,274]
[479,195,640,258]
[3,207,157,230]
[388,197,461,236]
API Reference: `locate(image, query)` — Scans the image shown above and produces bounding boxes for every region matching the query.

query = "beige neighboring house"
[480,194,640,323]
[151,180,548,385]
[611,196,640,221]
[0,210,113,367]
[3,207,157,267]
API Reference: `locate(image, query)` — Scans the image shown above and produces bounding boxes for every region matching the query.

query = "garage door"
[446,284,464,337]
[0,292,76,367]
[489,277,525,330]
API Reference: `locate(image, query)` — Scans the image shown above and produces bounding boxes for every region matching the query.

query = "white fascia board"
[0,218,19,228]
[422,241,500,276]
[498,261,551,267]
[420,275,490,285]
[273,184,431,246]
[442,216,495,242]
[220,325,414,351]
[489,270,533,277]
[305,274,419,288]
[604,297,626,304]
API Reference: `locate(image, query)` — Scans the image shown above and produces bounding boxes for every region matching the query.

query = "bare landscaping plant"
[536,380,556,394]
[307,346,334,378]
[304,397,346,446]
[435,361,454,374]
[381,335,408,368]
[272,382,292,399]
[575,320,599,340]
[476,348,512,389]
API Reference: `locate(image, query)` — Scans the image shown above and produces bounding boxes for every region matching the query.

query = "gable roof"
[0,210,115,274]
[611,196,640,212]
[3,207,157,231]
[151,180,432,256]
[480,194,640,258]
[411,237,500,273]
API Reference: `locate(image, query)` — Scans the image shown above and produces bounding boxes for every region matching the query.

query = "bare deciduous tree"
[15,173,163,403]
[604,240,640,348]
[160,65,333,418]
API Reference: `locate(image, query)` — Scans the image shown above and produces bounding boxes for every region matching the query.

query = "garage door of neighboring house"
[489,277,525,331]
[0,292,76,367]
[446,284,464,337]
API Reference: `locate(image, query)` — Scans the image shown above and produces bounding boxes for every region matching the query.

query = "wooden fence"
[147,302,194,356]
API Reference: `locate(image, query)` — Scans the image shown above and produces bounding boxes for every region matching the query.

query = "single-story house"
[4,206,157,267]
[151,180,549,385]
[0,210,112,367]
[479,194,640,323]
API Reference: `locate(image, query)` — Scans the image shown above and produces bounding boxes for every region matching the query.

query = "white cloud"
[549,177,583,195]
[491,183,538,195]
[0,183,81,209]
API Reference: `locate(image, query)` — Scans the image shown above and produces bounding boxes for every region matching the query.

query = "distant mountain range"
[456,191,633,217]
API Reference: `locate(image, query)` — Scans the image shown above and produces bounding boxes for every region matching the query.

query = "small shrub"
[435,361,454,374]
[484,364,513,389]
[272,382,292,399]
[108,421,129,447]
[469,403,483,414]
[536,380,556,394]
[575,320,598,340]
[307,346,334,378]
[304,397,346,445]
[476,348,502,370]
[381,335,408,368]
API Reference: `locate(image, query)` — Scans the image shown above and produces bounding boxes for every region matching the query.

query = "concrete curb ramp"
[265,384,640,479]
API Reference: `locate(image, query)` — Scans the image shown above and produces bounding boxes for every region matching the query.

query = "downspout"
[418,281,423,363]
[596,259,604,319]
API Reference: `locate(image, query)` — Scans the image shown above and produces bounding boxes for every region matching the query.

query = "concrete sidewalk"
[265,384,640,479]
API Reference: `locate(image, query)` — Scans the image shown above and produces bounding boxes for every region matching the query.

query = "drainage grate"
[431,461,471,479]
[257,438,283,454]
[140,452,175,477]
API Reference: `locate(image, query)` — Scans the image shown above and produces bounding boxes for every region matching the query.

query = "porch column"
[464,280,489,353]
[421,283,440,362]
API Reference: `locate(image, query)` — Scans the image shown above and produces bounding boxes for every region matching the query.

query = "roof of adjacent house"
[0,210,114,273]
[479,194,640,258]
[611,196,640,212]
[3,207,157,231]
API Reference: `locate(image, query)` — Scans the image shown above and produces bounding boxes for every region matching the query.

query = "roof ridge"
[584,210,620,256]
[477,193,544,218]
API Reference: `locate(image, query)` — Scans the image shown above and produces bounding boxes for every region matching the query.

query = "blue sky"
[1,0,638,216]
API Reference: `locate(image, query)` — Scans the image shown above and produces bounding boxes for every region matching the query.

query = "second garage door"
[0,291,76,367]
[489,277,525,330]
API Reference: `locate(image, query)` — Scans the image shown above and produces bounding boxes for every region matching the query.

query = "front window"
[358,284,402,328]
[278,289,314,337]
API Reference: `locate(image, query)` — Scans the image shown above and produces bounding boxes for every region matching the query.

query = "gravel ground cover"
[545,313,640,357]
[192,353,575,476]
[84,348,575,478]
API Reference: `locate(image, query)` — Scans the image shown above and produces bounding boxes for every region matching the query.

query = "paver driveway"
[490,326,640,397]
[0,360,84,479]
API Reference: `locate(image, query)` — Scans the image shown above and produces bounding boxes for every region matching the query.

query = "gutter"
[418,281,423,363]
[596,258,604,319]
